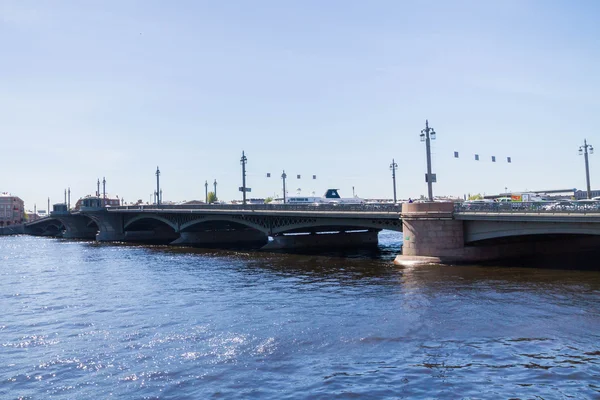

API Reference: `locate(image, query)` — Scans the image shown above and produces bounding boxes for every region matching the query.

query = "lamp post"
[213,179,218,199]
[240,151,248,205]
[390,158,398,204]
[579,139,594,199]
[155,166,161,206]
[205,180,208,204]
[281,170,287,204]
[68,187,71,210]
[102,177,106,207]
[420,120,437,201]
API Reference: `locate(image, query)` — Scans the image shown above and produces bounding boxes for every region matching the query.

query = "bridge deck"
[105,204,402,219]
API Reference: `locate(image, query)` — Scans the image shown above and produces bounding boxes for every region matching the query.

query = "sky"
[1,0,600,210]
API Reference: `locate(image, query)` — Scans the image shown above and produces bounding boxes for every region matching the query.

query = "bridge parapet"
[454,201,600,214]
[109,203,402,213]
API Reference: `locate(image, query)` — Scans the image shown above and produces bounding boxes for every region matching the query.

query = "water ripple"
[1,235,600,399]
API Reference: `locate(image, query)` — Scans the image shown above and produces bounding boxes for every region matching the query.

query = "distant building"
[0,192,25,226]
[25,211,43,222]
[74,195,121,210]
[575,190,600,200]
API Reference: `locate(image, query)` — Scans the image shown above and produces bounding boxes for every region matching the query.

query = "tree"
[264,197,273,204]
[207,191,218,204]
[468,193,483,200]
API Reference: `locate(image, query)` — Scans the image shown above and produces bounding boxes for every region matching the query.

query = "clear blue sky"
[2,0,599,209]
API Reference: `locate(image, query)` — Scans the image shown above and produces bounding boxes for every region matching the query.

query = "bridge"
[26,203,403,249]
[23,201,600,263]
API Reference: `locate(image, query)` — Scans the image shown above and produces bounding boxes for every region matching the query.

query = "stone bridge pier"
[396,202,464,264]
[85,211,126,242]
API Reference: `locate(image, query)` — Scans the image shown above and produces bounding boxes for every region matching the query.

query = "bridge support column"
[262,230,379,250]
[395,202,467,265]
[171,230,268,247]
[87,212,126,242]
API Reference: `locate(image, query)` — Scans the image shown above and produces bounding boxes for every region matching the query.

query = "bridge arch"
[271,218,401,235]
[25,218,64,236]
[124,215,179,232]
[464,220,600,243]
[180,216,269,234]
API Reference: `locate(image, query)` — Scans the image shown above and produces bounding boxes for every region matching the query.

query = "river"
[1,232,599,399]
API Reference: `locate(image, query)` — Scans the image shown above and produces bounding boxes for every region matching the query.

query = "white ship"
[273,189,363,205]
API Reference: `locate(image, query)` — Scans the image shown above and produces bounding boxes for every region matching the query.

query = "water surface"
[1,233,599,399]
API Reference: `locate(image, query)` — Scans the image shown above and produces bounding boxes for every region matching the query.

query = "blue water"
[1,233,600,399]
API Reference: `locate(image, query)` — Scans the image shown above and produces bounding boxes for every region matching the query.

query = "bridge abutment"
[1,224,25,235]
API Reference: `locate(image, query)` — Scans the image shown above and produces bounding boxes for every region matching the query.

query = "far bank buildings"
[0,192,24,226]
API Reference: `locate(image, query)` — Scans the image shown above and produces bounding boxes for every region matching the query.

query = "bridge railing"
[454,201,600,214]
[106,203,403,213]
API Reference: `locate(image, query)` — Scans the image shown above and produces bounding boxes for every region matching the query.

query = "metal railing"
[454,201,600,214]
[105,203,403,213]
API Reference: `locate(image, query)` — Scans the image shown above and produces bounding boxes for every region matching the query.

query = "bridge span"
[23,203,403,249]
[86,203,404,249]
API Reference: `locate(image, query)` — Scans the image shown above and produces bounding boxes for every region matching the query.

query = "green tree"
[207,191,218,204]
[468,193,483,200]
[264,197,273,204]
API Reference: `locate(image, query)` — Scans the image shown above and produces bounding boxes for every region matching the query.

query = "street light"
[579,139,594,199]
[155,166,161,206]
[420,120,436,201]
[390,159,398,204]
[240,151,248,205]
[281,170,287,204]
